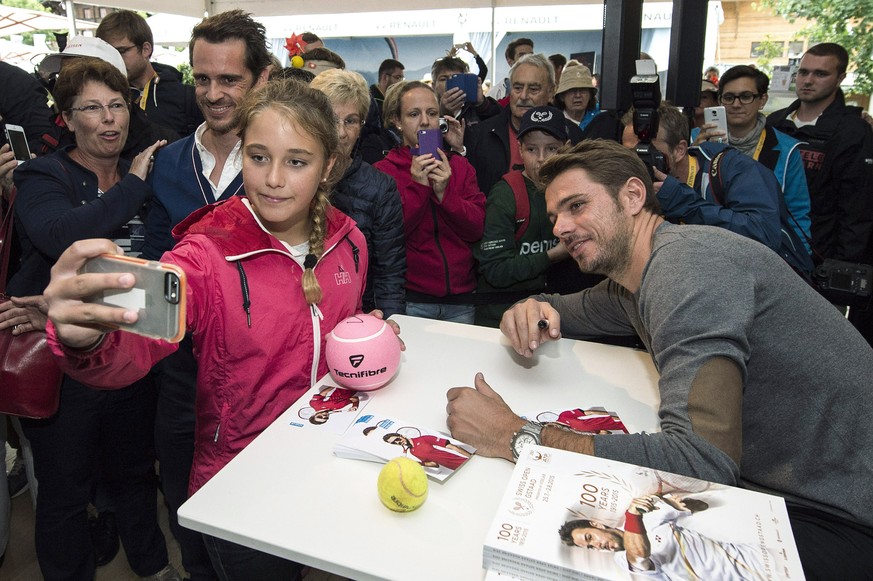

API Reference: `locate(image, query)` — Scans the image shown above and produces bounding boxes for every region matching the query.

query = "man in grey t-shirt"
[446,140,873,579]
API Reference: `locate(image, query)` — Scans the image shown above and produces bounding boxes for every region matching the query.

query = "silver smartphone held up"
[4,124,31,165]
[79,254,186,343]
[703,106,729,143]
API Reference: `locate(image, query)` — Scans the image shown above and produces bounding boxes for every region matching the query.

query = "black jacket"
[137,62,203,137]
[359,126,401,166]
[768,91,873,262]
[464,105,584,196]
[9,148,149,296]
[0,62,56,153]
[332,154,406,316]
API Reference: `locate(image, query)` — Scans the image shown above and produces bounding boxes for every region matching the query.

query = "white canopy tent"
[0,4,96,36]
[74,0,600,19]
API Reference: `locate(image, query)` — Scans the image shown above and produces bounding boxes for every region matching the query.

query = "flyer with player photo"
[521,407,630,435]
[333,414,476,482]
[288,384,372,434]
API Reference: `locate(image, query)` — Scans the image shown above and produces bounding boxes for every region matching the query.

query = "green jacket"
[474,174,557,327]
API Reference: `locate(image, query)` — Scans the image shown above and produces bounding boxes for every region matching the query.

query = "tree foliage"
[753,36,785,75]
[761,0,873,95]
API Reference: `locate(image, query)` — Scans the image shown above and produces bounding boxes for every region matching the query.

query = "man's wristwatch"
[510,421,544,461]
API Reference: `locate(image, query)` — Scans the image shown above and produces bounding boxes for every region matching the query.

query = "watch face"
[513,432,537,455]
[516,433,537,447]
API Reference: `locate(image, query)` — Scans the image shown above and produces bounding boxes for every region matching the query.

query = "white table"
[178,315,661,580]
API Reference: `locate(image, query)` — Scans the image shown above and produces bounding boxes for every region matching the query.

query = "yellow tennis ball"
[290,55,304,69]
[377,456,428,512]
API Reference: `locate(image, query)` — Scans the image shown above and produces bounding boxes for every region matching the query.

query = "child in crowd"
[475,105,598,327]
[42,78,401,580]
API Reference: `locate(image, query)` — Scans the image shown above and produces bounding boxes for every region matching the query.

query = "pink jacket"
[49,196,367,493]
[375,147,485,297]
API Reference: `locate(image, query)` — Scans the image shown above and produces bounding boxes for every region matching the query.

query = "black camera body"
[630,74,668,180]
[812,259,873,308]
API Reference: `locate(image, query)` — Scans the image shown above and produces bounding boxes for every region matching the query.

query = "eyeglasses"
[336,116,364,129]
[389,73,404,82]
[720,92,761,105]
[113,45,138,55]
[68,103,129,117]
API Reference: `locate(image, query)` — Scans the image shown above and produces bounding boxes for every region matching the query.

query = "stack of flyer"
[483,446,804,580]
[333,413,476,482]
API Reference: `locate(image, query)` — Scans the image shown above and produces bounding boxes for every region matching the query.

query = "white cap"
[39,36,127,77]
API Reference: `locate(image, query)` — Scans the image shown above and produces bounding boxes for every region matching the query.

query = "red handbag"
[0,189,62,419]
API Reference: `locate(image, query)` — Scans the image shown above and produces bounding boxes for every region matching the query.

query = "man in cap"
[693,78,719,129]
[474,105,598,327]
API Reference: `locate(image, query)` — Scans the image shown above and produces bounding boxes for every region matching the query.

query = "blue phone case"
[446,73,478,103]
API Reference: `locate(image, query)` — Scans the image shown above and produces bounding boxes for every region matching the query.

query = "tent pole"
[490,0,497,88]
[65,0,77,35]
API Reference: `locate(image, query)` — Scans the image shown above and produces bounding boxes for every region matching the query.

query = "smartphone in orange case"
[79,254,186,343]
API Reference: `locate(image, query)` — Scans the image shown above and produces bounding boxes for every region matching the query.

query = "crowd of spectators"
[1,9,871,581]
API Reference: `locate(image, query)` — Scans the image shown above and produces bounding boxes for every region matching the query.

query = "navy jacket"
[9,148,149,295]
[658,142,813,275]
[332,155,406,316]
[140,132,243,260]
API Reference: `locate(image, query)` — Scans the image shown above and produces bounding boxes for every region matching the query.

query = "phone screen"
[6,127,30,163]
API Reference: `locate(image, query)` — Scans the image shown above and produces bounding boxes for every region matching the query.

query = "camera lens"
[439,118,448,134]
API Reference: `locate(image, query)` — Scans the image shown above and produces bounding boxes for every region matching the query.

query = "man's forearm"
[541,424,595,456]
[624,531,653,570]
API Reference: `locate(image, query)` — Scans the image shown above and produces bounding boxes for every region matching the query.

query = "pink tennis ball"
[325,314,401,390]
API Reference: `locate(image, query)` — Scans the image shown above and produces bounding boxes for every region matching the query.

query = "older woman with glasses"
[692,64,812,253]
[310,68,407,316]
[5,57,177,580]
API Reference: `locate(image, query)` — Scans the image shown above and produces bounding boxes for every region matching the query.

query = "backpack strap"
[707,149,728,206]
[501,170,529,242]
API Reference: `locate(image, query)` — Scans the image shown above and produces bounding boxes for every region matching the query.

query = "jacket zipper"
[310,304,324,386]
[430,202,452,295]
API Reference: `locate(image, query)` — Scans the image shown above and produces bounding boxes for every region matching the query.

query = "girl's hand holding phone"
[45,239,132,350]
[45,239,187,348]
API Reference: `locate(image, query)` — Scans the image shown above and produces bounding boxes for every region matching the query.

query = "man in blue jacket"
[622,103,813,275]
